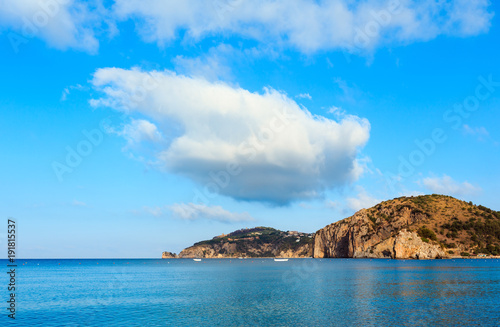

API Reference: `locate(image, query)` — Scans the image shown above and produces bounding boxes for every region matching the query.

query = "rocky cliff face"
[313,205,430,258]
[314,195,500,259]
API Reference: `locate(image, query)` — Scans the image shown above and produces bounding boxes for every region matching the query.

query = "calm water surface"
[2,258,499,326]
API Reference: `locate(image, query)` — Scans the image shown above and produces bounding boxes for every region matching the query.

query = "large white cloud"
[113,0,493,53]
[91,68,370,204]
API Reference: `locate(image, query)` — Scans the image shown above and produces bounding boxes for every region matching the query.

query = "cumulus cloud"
[0,0,112,53]
[420,174,481,197]
[91,68,370,204]
[345,186,381,212]
[112,0,493,53]
[169,203,254,222]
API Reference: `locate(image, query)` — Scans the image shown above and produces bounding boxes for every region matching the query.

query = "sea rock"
[162,251,178,259]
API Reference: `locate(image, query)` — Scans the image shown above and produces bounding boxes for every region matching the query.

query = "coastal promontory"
[314,194,500,259]
[166,227,314,258]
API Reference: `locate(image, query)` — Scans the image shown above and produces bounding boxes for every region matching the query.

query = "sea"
[1,258,499,326]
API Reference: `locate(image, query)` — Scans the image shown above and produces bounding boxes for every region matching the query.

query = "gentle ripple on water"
[1,258,499,326]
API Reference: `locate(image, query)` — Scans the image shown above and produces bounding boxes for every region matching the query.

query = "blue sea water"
[1,258,500,326]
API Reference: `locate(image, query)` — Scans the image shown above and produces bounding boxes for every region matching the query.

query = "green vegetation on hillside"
[417,226,437,242]
[441,217,500,255]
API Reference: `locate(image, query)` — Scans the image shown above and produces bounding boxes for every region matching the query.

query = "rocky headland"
[314,194,500,259]
[165,227,314,259]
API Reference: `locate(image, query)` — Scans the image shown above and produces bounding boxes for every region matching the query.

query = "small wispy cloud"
[135,203,255,223]
[144,206,164,217]
[61,84,87,101]
[324,200,340,209]
[173,44,235,81]
[131,206,164,217]
[462,125,489,141]
[72,200,87,207]
[169,203,255,223]
[333,78,363,103]
[298,202,312,209]
[419,174,481,197]
[398,190,424,197]
[345,186,381,212]
[327,106,347,120]
[296,93,312,100]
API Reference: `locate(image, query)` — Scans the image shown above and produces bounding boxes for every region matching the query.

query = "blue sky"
[1,0,499,258]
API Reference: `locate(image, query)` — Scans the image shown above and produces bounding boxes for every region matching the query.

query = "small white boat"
[274,258,289,262]
[193,259,202,262]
